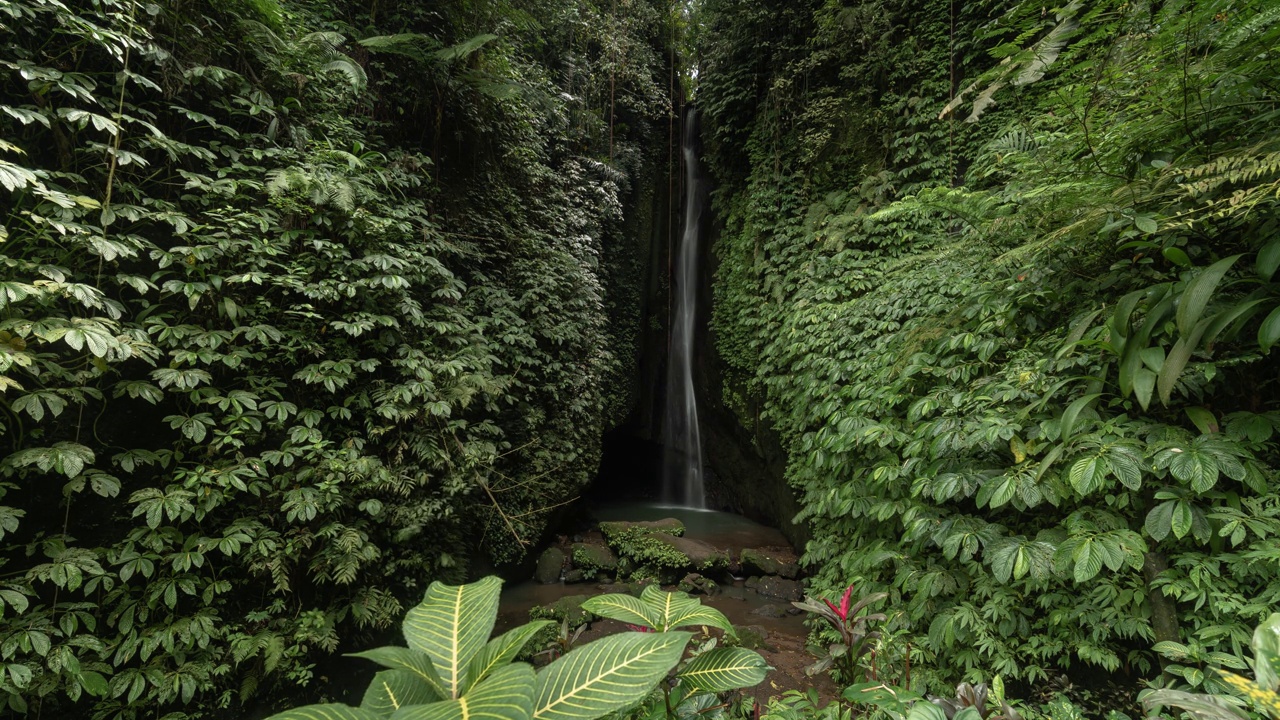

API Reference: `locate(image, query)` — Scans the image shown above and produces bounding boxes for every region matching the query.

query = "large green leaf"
[362,670,443,716]
[581,594,659,629]
[1259,305,1280,351]
[350,647,447,699]
[266,706,383,720]
[1140,688,1249,720]
[1257,240,1280,282]
[392,664,536,720]
[640,586,733,635]
[464,621,552,693]
[1176,255,1241,338]
[1158,318,1209,405]
[676,647,769,693]
[403,577,503,698]
[1059,394,1099,440]
[1252,613,1280,691]
[533,631,690,720]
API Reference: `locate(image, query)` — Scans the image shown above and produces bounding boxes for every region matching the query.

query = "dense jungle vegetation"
[5,0,1280,718]
[0,0,677,716]
[697,0,1280,708]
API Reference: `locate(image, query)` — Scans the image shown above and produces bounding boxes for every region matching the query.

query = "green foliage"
[1142,614,1280,720]
[845,679,1022,720]
[0,0,675,716]
[271,578,767,720]
[698,0,1280,696]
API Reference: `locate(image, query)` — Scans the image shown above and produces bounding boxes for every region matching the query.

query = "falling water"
[662,108,706,509]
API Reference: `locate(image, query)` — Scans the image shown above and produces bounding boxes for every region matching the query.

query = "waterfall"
[662,108,706,509]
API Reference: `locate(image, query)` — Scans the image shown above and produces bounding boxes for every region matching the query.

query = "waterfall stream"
[662,108,706,509]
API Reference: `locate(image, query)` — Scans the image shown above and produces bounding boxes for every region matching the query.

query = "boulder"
[563,569,587,584]
[595,582,635,595]
[678,573,719,595]
[535,547,565,584]
[750,603,789,619]
[739,548,800,579]
[571,543,618,571]
[754,576,803,602]
[734,625,775,652]
[599,518,685,538]
[651,535,729,570]
[529,594,594,627]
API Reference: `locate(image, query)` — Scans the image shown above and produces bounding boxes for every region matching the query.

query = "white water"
[662,108,706,509]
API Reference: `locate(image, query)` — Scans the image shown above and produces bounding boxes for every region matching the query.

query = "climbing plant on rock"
[697,0,1280,694]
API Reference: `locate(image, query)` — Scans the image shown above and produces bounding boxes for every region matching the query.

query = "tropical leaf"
[1177,255,1241,338]
[362,670,442,715]
[1260,305,1280,351]
[580,594,658,629]
[434,34,499,63]
[266,706,383,720]
[1252,614,1280,691]
[639,586,733,635]
[464,621,552,693]
[1060,394,1100,440]
[391,664,535,720]
[403,577,503,698]
[1141,688,1249,720]
[1258,241,1280,281]
[349,647,447,698]
[533,631,690,720]
[676,647,769,693]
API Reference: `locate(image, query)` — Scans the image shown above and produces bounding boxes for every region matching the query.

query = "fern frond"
[358,33,441,63]
[318,58,367,92]
[434,33,499,63]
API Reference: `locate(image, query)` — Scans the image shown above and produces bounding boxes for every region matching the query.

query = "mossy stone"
[535,547,565,584]
[571,543,618,571]
[739,548,799,579]
[528,594,595,627]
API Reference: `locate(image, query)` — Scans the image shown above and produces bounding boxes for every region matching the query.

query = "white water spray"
[662,108,706,509]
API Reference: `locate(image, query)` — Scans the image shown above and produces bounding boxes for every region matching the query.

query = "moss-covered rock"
[754,576,803,602]
[729,625,776,652]
[652,535,729,570]
[571,542,618,572]
[678,572,719,595]
[739,548,800,579]
[599,518,685,537]
[528,594,595,627]
[535,547,565,584]
[601,521,692,575]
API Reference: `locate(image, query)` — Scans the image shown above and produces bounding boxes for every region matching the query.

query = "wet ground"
[497,578,836,702]
[498,502,836,702]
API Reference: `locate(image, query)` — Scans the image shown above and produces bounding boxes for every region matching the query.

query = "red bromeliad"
[793,583,888,682]
[823,583,857,621]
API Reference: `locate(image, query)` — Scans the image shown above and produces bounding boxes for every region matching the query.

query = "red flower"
[625,623,654,633]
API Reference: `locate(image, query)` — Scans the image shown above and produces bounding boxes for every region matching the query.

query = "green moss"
[571,543,617,572]
[528,595,595,628]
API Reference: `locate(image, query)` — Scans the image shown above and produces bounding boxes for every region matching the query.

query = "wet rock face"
[750,603,790,619]
[754,576,803,603]
[739,548,799,579]
[535,547,566,584]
